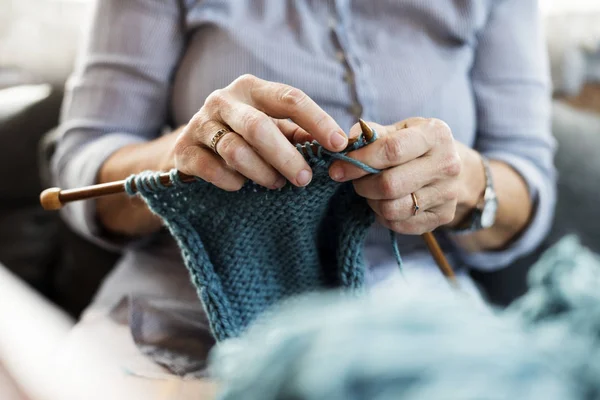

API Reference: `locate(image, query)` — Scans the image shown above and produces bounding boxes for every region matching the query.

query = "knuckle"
[220,138,246,168]
[431,119,453,145]
[279,86,308,109]
[430,211,442,227]
[443,187,459,202]
[380,201,400,221]
[383,135,404,163]
[290,126,306,142]
[204,89,229,109]
[433,184,458,203]
[440,153,462,177]
[379,174,401,198]
[427,211,441,227]
[241,112,269,139]
[174,141,200,167]
[233,73,258,88]
[173,135,189,158]
[202,162,225,184]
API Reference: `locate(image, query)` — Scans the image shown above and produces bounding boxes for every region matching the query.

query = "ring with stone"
[411,192,420,216]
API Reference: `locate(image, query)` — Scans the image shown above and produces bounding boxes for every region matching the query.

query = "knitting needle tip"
[358,118,374,141]
[40,187,63,210]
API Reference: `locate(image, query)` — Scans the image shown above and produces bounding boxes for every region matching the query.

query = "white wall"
[0,0,93,85]
[541,0,600,16]
[0,0,599,86]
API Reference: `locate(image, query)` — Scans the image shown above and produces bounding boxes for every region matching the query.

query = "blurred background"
[0,1,600,399]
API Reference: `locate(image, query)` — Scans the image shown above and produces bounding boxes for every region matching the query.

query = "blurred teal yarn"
[211,236,600,400]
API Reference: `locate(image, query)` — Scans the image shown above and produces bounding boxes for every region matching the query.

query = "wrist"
[98,129,180,184]
[449,145,486,227]
[96,129,182,236]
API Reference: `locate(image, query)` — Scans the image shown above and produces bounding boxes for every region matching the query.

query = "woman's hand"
[329,118,486,235]
[174,74,348,190]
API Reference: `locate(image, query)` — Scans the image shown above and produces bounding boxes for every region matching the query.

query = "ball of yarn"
[509,236,600,398]
[210,236,600,400]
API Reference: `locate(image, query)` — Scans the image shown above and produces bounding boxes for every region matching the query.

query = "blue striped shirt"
[52,0,555,306]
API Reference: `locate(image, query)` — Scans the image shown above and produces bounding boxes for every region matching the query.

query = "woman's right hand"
[173,74,348,190]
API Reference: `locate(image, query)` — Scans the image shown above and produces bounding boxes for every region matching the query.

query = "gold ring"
[209,128,231,155]
[411,192,420,216]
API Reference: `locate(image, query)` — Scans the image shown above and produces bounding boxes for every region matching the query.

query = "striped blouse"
[52,0,555,307]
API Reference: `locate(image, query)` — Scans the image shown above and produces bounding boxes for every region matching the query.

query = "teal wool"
[125,131,402,341]
[508,236,600,399]
[210,236,600,400]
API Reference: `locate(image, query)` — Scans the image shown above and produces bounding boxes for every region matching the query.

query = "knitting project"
[126,131,399,341]
[210,236,600,400]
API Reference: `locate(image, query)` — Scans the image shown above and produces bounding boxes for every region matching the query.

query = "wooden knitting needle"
[40,139,364,211]
[40,172,196,211]
[357,119,457,283]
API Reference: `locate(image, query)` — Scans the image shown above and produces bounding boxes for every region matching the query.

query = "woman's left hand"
[329,118,483,235]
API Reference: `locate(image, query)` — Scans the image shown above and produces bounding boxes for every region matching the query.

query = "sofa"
[0,1,119,318]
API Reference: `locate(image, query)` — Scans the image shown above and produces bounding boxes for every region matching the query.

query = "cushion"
[550,100,600,251]
[0,84,62,205]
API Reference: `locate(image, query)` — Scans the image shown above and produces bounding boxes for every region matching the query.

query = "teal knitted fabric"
[126,133,391,341]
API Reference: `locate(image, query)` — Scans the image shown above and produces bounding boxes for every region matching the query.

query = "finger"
[353,156,437,201]
[330,122,431,182]
[272,118,314,144]
[393,117,429,130]
[217,102,313,187]
[367,183,456,222]
[216,131,286,189]
[174,136,246,191]
[378,202,457,235]
[242,77,348,151]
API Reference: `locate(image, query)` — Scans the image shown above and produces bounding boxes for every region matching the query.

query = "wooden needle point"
[421,231,456,282]
[358,118,374,141]
[40,187,63,210]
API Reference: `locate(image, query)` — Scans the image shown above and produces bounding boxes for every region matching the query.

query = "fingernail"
[330,131,347,150]
[296,169,312,186]
[272,176,286,189]
[330,166,344,181]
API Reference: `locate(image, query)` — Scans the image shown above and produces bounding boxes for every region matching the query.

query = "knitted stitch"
[126,131,400,341]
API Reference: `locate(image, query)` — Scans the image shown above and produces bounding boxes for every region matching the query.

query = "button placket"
[329,0,368,121]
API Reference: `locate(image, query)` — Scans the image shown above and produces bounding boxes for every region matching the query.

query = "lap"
[53,309,217,400]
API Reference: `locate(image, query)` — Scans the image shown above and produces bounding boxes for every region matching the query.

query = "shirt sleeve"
[454,0,557,271]
[51,0,185,250]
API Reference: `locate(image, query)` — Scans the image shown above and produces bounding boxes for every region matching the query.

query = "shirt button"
[328,17,337,29]
[349,104,363,118]
[335,50,345,62]
[343,72,354,84]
